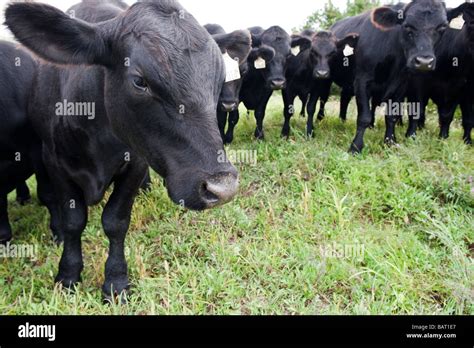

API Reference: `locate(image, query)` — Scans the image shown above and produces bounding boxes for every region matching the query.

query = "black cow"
[282,31,358,137]
[330,0,455,153]
[412,3,474,144]
[293,29,316,119]
[204,24,252,144]
[237,26,291,141]
[0,42,42,243]
[5,0,238,299]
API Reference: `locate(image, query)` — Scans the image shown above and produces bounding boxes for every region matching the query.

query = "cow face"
[6,1,239,211]
[212,30,252,112]
[371,0,449,72]
[447,3,474,53]
[292,32,359,80]
[249,26,291,90]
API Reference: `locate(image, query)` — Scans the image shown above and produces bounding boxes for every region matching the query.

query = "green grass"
[1,95,473,315]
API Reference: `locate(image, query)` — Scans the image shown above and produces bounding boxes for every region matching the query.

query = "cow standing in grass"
[410,3,474,144]
[5,0,238,300]
[282,30,358,138]
[204,24,252,144]
[0,42,51,243]
[321,0,457,153]
[236,26,292,141]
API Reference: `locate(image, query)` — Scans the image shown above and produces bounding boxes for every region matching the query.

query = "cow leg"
[406,96,421,139]
[32,146,62,243]
[384,97,402,146]
[306,91,320,138]
[0,195,12,244]
[299,95,307,118]
[460,100,473,145]
[254,92,272,140]
[217,110,228,143]
[350,78,372,153]
[416,97,428,131]
[282,89,296,138]
[55,187,87,289]
[36,175,62,244]
[140,170,152,191]
[317,81,331,121]
[102,162,147,301]
[384,114,398,145]
[254,108,265,140]
[438,104,457,139]
[370,99,377,128]
[225,110,240,145]
[16,181,31,205]
[317,99,326,121]
[340,88,352,122]
[418,97,429,130]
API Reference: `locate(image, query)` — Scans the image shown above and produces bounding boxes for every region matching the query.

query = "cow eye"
[133,76,148,92]
[403,25,415,38]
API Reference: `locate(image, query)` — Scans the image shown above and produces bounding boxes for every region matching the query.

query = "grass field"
[1,95,473,315]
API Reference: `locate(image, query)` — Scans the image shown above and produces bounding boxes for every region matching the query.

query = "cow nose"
[315,70,330,79]
[222,102,237,112]
[414,56,436,71]
[200,171,239,208]
[271,79,286,90]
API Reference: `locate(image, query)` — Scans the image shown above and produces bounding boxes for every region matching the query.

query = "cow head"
[292,31,359,80]
[447,2,474,53]
[212,30,252,112]
[248,26,291,90]
[6,1,239,211]
[371,0,449,72]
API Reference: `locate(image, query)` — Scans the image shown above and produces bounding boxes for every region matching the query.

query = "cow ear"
[291,36,312,53]
[5,3,113,66]
[371,6,404,31]
[256,46,275,63]
[248,46,275,65]
[447,3,474,21]
[336,33,359,50]
[213,30,252,66]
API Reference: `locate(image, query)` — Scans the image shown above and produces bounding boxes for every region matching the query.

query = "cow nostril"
[200,172,239,207]
[200,182,220,204]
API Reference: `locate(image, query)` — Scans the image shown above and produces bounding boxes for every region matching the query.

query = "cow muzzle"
[412,55,436,72]
[221,102,238,112]
[314,70,330,79]
[270,79,286,90]
[200,171,239,208]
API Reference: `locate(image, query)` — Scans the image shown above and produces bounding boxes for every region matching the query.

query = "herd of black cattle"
[0,0,473,298]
